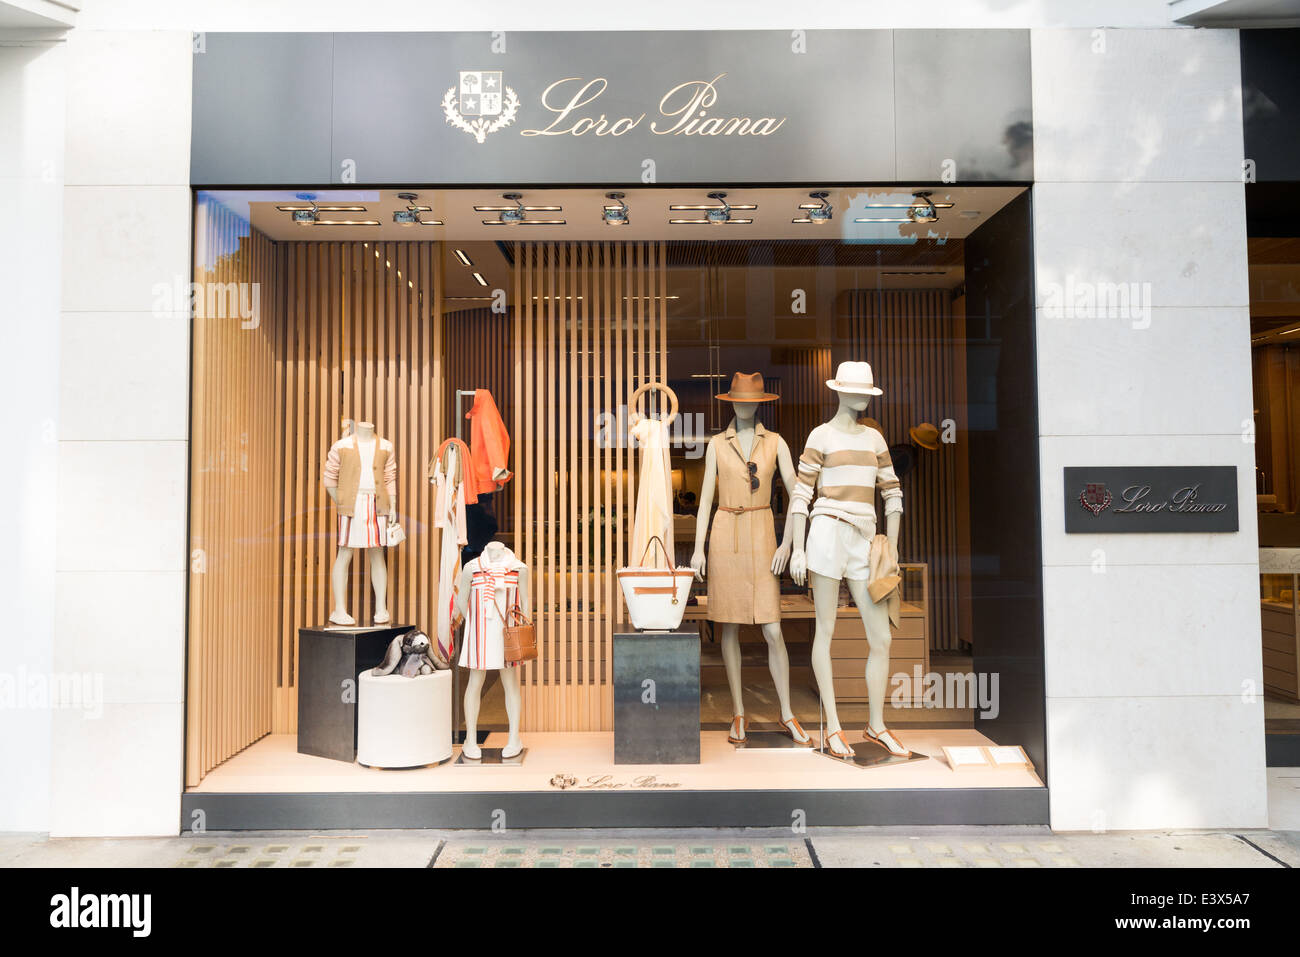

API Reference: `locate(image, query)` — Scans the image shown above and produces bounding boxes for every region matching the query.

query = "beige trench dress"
[706,420,782,625]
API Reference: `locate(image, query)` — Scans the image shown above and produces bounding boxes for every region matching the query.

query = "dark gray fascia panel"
[182,787,1049,830]
[893,28,1033,182]
[191,32,335,185]
[191,30,1033,185]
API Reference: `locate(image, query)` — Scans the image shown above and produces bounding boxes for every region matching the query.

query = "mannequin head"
[839,393,870,414]
[731,401,760,424]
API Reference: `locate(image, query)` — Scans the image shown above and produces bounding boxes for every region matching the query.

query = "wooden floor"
[192,729,1042,794]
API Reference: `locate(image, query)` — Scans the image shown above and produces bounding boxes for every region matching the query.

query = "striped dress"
[458,549,526,670]
[790,422,903,534]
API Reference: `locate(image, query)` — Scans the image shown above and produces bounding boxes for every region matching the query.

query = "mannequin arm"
[789,512,809,585]
[690,444,717,579]
[771,436,797,574]
[453,566,473,620]
[516,566,531,618]
[886,511,900,553]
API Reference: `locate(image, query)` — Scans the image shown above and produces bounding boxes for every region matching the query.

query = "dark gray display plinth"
[297,624,411,762]
[613,624,700,765]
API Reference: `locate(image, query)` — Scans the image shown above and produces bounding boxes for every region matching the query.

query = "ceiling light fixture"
[669,191,755,226]
[603,192,630,226]
[854,191,955,224]
[278,202,380,226]
[392,192,444,227]
[792,191,833,225]
[454,249,473,267]
[472,272,489,287]
[477,192,565,226]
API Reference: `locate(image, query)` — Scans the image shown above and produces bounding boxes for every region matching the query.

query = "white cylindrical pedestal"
[356,669,453,768]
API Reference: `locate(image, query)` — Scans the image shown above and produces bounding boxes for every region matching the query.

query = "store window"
[1249,186,1300,730]
[184,187,1044,807]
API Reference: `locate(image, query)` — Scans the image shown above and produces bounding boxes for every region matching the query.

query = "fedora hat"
[909,422,941,451]
[826,360,883,396]
[716,371,778,403]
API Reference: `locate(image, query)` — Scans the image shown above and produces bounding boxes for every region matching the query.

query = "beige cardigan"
[323,436,397,517]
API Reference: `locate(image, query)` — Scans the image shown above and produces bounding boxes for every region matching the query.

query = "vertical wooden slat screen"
[512,242,667,731]
[442,306,516,539]
[187,205,280,786]
[271,241,444,733]
[187,235,446,786]
[844,288,967,651]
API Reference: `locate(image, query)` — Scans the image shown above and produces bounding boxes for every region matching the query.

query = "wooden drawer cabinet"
[828,563,929,703]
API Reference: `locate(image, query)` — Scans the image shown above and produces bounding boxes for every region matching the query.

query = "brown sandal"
[863,726,911,758]
[727,715,747,745]
[780,716,811,745]
[822,729,855,760]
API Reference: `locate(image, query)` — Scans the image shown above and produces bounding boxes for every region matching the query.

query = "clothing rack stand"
[451,389,477,741]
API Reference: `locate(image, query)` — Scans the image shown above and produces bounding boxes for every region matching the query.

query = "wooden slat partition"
[271,241,444,733]
[186,202,280,786]
[443,306,516,538]
[843,288,967,651]
[513,242,667,731]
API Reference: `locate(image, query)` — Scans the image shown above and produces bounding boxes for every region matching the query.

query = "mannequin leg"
[809,571,852,756]
[718,623,745,739]
[759,622,808,742]
[462,668,486,759]
[844,578,892,732]
[500,666,523,758]
[367,547,389,624]
[844,577,901,745]
[330,547,355,625]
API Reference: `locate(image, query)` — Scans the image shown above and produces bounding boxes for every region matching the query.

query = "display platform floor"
[193,729,1042,794]
[185,730,1046,829]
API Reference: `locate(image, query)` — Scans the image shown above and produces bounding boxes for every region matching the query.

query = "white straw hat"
[826,360,883,396]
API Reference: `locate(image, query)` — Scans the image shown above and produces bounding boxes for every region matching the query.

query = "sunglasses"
[747,461,759,492]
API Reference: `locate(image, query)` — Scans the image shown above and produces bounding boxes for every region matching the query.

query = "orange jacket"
[466,389,512,497]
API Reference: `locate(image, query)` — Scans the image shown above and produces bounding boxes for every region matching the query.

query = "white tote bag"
[617,536,695,631]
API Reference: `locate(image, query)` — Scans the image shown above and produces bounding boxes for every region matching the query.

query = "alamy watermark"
[1040,278,1152,328]
[153,277,261,328]
[0,668,104,718]
[889,666,1000,719]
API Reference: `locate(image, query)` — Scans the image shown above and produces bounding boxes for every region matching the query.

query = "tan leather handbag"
[501,602,537,663]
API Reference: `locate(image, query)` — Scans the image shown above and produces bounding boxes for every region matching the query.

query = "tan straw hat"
[716,371,779,402]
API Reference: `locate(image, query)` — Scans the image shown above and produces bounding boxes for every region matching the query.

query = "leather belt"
[718,504,771,550]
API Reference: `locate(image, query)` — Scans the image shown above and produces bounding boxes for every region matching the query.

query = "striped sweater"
[791,423,903,532]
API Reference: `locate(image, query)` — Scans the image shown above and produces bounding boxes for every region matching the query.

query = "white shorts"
[805,514,873,581]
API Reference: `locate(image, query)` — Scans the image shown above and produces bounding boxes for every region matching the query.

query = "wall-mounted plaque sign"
[1063,466,1238,534]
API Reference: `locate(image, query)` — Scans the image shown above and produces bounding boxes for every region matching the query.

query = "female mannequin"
[690,373,809,745]
[323,420,398,626]
[789,362,910,760]
[453,540,528,760]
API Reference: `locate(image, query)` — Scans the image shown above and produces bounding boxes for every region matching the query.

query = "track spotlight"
[792,191,833,224]
[603,192,630,226]
[392,193,443,226]
[477,193,565,226]
[669,191,755,226]
[854,191,954,224]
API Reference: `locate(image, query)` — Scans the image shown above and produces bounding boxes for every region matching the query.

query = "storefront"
[2,10,1270,837]
[177,31,1047,828]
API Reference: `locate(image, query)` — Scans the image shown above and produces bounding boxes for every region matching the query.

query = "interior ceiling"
[235,185,1024,244]
[219,185,1017,301]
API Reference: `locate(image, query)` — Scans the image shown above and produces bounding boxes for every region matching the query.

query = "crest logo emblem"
[1079,483,1113,516]
[443,70,520,144]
